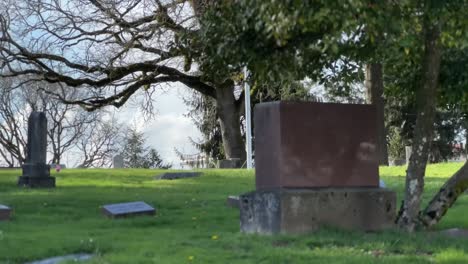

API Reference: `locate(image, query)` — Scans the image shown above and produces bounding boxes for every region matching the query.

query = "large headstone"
[240,101,396,234]
[254,101,379,189]
[101,201,156,218]
[0,204,12,221]
[18,112,55,188]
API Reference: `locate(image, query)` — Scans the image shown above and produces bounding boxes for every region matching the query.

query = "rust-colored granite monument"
[240,101,396,234]
[255,101,379,189]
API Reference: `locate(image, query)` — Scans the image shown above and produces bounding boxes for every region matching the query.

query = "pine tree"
[121,128,171,169]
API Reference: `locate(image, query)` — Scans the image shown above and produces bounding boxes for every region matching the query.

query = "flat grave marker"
[156,172,201,180]
[0,204,12,221]
[25,253,93,264]
[101,201,155,218]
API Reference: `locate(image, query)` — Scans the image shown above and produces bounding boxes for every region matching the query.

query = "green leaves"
[194,0,467,108]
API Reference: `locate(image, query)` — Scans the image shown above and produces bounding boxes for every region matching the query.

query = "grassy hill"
[0,163,467,263]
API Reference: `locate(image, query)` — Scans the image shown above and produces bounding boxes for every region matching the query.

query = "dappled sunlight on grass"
[434,249,468,263]
[0,165,467,263]
[380,162,464,178]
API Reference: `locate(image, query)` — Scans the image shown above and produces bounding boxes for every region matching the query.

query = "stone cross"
[18,112,55,188]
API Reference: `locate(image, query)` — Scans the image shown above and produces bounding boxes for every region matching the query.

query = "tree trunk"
[419,161,468,228]
[215,83,246,162]
[465,127,468,158]
[53,153,60,164]
[365,63,389,166]
[396,23,441,232]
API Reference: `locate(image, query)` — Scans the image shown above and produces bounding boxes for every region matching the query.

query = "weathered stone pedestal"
[240,188,396,234]
[18,112,55,188]
[240,101,397,234]
[18,163,55,187]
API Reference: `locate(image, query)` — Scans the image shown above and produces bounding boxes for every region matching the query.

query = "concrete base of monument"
[18,176,56,188]
[18,162,55,188]
[240,188,396,235]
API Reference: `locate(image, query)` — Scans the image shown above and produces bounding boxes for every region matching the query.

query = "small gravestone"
[0,204,12,221]
[217,158,242,168]
[18,112,55,188]
[226,195,240,208]
[156,172,201,180]
[113,154,124,168]
[101,201,155,218]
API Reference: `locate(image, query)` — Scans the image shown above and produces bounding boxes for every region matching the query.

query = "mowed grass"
[0,163,467,263]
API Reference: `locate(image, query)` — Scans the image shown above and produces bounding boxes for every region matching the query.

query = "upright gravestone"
[240,102,396,234]
[113,154,124,168]
[18,112,55,188]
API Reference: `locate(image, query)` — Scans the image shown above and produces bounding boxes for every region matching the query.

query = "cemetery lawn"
[1,164,468,264]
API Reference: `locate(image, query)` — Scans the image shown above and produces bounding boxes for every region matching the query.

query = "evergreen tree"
[121,128,171,169]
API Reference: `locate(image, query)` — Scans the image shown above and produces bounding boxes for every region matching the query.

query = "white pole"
[244,67,253,169]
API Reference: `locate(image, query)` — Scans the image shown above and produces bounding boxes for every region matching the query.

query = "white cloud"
[116,84,201,168]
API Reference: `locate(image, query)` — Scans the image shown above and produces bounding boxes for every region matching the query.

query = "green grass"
[0,163,467,263]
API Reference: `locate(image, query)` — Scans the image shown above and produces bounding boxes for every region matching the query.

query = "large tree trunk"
[190,0,245,163]
[215,82,246,162]
[396,23,441,232]
[419,161,468,228]
[365,63,389,166]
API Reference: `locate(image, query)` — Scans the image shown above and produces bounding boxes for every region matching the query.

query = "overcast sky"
[59,83,200,168]
[114,84,201,168]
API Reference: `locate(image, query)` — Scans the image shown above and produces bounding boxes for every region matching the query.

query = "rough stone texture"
[113,154,124,168]
[254,102,379,190]
[156,172,201,180]
[226,195,240,208]
[240,188,396,234]
[101,201,156,218]
[218,158,243,168]
[25,254,93,264]
[20,163,50,178]
[18,112,55,188]
[18,176,56,188]
[0,204,12,221]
